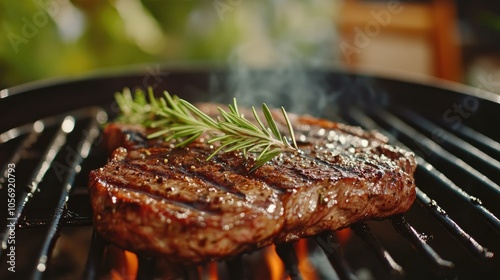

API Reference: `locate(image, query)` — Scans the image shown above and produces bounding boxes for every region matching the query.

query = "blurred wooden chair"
[338,0,462,81]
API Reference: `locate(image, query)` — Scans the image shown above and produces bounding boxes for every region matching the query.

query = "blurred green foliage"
[0,0,244,88]
[1,0,337,89]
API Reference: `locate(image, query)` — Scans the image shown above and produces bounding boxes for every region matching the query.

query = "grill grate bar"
[3,70,499,279]
[0,107,99,144]
[31,113,101,279]
[0,123,35,144]
[83,231,106,280]
[18,216,93,228]
[136,257,156,280]
[346,108,500,232]
[393,107,500,181]
[225,256,245,280]
[390,215,455,272]
[183,265,201,280]
[314,232,357,280]
[374,108,500,196]
[0,120,68,258]
[350,222,405,278]
[0,123,37,158]
[453,125,500,156]
[17,190,94,228]
[0,124,38,187]
[415,189,494,259]
[345,108,497,259]
[416,161,500,234]
[275,243,303,280]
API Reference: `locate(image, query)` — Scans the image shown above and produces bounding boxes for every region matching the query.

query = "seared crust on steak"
[89,106,417,263]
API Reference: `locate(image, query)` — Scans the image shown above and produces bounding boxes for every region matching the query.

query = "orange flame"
[296,239,317,280]
[265,245,287,280]
[102,231,351,280]
[106,246,138,280]
[208,262,219,280]
[336,228,352,245]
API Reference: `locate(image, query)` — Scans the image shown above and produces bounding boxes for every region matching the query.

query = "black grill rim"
[2,65,500,134]
[1,66,499,280]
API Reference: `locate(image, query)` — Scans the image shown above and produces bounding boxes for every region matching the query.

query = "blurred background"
[1,0,500,93]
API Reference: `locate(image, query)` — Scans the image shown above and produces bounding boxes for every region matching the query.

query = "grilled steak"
[89,104,417,263]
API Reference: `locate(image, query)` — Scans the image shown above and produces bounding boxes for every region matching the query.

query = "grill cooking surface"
[0,68,499,279]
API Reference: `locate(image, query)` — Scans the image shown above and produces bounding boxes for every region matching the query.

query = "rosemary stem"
[114,88,299,170]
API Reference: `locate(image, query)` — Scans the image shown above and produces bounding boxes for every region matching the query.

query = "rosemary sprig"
[115,88,299,170]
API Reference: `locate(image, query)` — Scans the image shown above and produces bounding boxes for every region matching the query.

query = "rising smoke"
[218,0,344,115]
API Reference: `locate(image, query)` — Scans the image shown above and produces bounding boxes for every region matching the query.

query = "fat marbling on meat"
[88,104,417,263]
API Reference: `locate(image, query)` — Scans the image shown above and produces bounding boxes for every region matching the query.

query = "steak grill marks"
[1,84,499,279]
[88,106,417,263]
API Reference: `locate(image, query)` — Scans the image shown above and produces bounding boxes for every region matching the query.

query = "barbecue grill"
[0,66,499,279]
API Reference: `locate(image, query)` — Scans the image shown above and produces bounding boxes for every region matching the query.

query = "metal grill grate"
[0,69,498,279]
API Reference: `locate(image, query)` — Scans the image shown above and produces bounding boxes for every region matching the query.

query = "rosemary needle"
[115,88,298,170]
